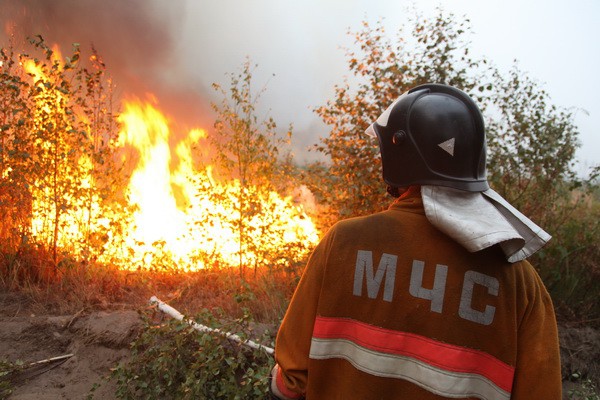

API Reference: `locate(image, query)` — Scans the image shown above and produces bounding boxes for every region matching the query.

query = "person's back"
[270,84,562,400]
[276,187,560,399]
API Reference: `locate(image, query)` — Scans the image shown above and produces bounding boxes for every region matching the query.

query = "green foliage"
[0,44,36,252]
[210,58,287,189]
[111,309,273,400]
[207,58,316,277]
[311,10,492,225]
[0,36,126,275]
[482,63,599,326]
[486,66,581,228]
[0,358,24,398]
[568,372,600,400]
[535,202,600,325]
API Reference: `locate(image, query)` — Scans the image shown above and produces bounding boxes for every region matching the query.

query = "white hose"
[149,296,275,356]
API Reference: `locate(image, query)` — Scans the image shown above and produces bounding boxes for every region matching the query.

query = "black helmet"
[365,83,489,192]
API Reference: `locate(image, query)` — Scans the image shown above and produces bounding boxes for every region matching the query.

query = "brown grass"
[0,246,300,324]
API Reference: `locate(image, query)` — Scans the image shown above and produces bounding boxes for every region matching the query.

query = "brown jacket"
[273,190,561,399]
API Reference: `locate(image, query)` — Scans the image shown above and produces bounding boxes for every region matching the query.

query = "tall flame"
[118,99,192,250]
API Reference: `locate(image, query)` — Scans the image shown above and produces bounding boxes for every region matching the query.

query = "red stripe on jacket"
[312,315,515,392]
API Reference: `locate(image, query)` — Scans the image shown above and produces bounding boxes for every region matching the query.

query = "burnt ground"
[0,291,598,399]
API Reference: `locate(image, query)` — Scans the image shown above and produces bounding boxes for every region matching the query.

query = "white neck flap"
[421,186,551,263]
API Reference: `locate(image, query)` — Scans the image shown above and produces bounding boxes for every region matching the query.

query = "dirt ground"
[1,291,598,400]
[0,291,142,400]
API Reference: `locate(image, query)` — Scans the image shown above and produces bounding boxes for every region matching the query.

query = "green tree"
[486,66,580,227]
[208,59,310,278]
[70,46,128,263]
[20,37,88,266]
[483,63,599,325]
[0,45,36,252]
[0,36,127,273]
[211,59,287,191]
[311,10,492,225]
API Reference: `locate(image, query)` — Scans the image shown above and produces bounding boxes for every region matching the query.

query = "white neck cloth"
[421,186,551,263]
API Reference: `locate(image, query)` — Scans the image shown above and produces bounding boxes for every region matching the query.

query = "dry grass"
[0,246,300,324]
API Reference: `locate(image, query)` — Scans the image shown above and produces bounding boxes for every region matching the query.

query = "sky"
[1,0,599,175]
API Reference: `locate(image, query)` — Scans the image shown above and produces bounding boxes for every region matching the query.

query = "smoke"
[0,0,368,163]
[0,0,345,161]
[2,0,599,168]
[0,0,212,128]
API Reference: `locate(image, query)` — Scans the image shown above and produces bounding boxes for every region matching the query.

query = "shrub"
[111,308,274,400]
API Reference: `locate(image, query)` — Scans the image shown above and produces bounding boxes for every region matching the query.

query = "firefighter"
[270,84,562,399]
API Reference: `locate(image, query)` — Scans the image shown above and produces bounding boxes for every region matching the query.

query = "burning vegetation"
[0,37,319,278]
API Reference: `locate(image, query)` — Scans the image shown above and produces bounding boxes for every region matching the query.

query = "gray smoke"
[0,0,212,128]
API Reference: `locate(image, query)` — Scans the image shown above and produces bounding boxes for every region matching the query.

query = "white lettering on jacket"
[352,251,499,326]
[409,260,448,313]
[459,270,499,326]
[353,250,397,302]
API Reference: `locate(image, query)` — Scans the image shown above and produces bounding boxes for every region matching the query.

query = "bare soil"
[0,291,140,400]
[1,291,598,400]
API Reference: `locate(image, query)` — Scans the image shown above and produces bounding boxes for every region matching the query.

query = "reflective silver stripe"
[309,338,510,400]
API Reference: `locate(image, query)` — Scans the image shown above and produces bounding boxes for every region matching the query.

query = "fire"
[15,43,319,272]
[117,99,192,253]
[116,98,319,271]
[116,97,319,271]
